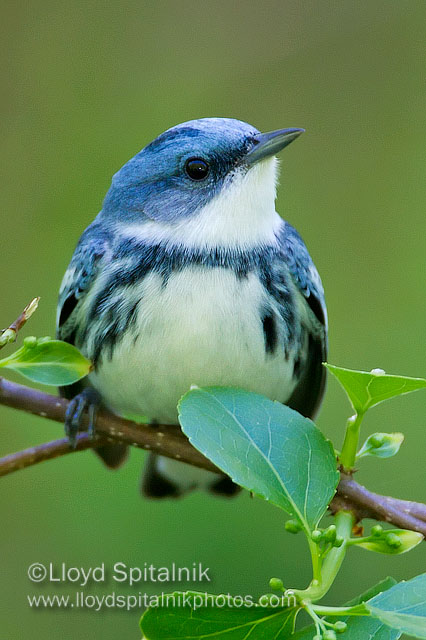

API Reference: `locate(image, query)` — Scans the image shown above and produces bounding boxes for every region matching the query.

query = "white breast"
[90,266,298,424]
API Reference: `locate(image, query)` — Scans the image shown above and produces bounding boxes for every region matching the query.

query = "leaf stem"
[339,412,365,470]
[303,592,368,636]
[303,601,327,635]
[294,511,355,603]
[312,603,369,617]
[308,538,322,582]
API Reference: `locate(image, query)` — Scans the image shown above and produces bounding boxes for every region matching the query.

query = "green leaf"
[140,591,298,639]
[366,573,426,638]
[0,338,92,385]
[293,617,401,640]
[355,529,423,555]
[325,364,426,414]
[293,578,400,640]
[344,577,398,606]
[357,432,404,460]
[178,387,339,531]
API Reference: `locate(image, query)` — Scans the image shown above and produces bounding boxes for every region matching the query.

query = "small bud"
[323,630,337,640]
[23,336,37,348]
[313,635,322,640]
[324,525,337,543]
[334,621,347,633]
[0,329,17,347]
[357,528,423,554]
[22,296,40,320]
[269,577,284,591]
[371,525,383,537]
[369,434,386,448]
[357,432,404,460]
[370,368,386,376]
[386,533,402,549]
[334,536,344,548]
[311,530,323,543]
[285,519,302,533]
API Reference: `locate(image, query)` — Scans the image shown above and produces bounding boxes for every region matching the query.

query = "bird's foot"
[64,388,101,448]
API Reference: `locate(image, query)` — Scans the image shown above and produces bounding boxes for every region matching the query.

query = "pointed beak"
[244,127,304,166]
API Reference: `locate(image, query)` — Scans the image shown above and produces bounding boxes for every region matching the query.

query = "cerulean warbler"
[57,118,327,498]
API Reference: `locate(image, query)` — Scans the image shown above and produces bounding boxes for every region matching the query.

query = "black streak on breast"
[262,312,277,355]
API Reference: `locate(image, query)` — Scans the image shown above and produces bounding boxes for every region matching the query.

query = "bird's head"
[101,118,303,248]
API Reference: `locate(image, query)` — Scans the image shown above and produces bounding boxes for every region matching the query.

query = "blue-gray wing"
[56,223,110,346]
[57,224,129,469]
[280,222,328,419]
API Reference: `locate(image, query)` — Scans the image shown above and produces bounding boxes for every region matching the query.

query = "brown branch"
[332,473,426,535]
[0,298,40,350]
[1,375,426,536]
[0,377,218,473]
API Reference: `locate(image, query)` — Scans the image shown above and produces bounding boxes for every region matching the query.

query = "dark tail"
[141,453,182,499]
[141,453,241,499]
[95,444,129,469]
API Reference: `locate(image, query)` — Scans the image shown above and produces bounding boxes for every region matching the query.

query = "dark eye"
[185,158,210,180]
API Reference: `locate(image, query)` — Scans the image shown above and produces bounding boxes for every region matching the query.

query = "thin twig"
[0,434,109,476]
[1,375,426,536]
[0,298,40,349]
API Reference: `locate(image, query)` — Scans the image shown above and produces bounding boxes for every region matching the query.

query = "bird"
[56,117,327,499]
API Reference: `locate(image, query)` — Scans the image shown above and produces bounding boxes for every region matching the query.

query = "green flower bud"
[269,577,284,591]
[357,528,423,554]
[386,532,402,548]
[334,620,347,633]
[285,519,302,534]
[311,530,323,543]
[324,525,337,543]
[357,432,404,460]
[323,630,337,640]
[371,525,383,537]
[369,434,386,448]
[23,336,37,348]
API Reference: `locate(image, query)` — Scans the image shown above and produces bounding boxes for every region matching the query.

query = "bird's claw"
[64,389,100,448]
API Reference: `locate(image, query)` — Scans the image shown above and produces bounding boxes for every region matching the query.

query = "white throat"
[120,157,283,250]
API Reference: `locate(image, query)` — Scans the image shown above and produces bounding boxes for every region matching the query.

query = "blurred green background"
[1,1,425,637]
